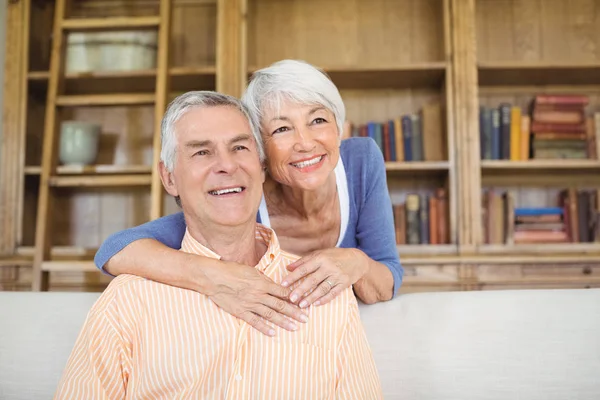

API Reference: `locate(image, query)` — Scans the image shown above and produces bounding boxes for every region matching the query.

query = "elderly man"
[55,91,382,399]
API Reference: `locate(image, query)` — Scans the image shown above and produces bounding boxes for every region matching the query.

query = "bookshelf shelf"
[249,63,448,90]
[24,165,152,176]
[385,161,449,176]
[28,66,217,94]
[477,243,600,257]
[481,160,600,175]
[478,61,600,86]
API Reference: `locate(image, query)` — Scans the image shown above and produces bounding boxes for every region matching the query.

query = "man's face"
[160,105,265,230]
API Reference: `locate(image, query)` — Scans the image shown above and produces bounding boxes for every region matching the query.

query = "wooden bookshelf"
[472,0,600,291]
[28,66,216,94]
[478,61,600,87]
[3,0,600,293]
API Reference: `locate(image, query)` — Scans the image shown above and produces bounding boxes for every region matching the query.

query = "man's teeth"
[209,187,243,195]
[292,156,323,168]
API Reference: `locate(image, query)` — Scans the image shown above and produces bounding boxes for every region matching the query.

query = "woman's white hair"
[241,60,346,136]
[160,91,265,172]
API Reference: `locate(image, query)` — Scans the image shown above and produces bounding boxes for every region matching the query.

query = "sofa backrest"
[1,289,599,399]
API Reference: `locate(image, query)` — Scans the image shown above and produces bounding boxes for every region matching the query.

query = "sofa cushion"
[359,288,600,400]
[0,292,100,400]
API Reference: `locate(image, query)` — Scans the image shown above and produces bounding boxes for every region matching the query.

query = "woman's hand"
[204,260,309,337]
[281,248,369,308]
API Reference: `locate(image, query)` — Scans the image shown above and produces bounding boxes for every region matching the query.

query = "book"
[402,116,413,161]
[520,115,531,160]
[510,107,521,161]
[491,109,501,160]
[534,94,589,106]
[419,194,430,244]
[410,114,424,161]
[393,118,404,162]
[405,194,420,245]
[422,102,445,161]
[499,104,511,159]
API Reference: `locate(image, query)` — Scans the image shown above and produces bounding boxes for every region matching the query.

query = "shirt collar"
[180,223,281,272]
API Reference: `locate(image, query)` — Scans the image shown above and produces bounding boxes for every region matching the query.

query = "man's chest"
[126,295,345,399]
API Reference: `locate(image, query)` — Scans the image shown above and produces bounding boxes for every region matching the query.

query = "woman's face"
[261,99,341,191]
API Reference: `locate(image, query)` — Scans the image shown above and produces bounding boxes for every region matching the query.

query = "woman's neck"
[264,173,338,220]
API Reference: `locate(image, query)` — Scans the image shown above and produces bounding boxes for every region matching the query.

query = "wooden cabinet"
[1,0,600,292]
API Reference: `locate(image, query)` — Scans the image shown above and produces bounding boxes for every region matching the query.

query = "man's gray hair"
[160,91,265,172]
[241,60,346,137]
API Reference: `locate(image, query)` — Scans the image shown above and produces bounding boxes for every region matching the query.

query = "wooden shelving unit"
[2,0,600,293]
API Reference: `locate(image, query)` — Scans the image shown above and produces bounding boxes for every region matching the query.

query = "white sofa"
[1,288,599,399]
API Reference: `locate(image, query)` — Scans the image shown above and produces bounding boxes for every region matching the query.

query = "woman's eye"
[272,126,290,134]
[312,117,327,124]
[194,150,208,156]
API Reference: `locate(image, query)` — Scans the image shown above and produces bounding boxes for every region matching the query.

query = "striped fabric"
[55,225,383,399]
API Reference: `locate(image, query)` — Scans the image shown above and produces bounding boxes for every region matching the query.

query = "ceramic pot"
[59,121,101,166]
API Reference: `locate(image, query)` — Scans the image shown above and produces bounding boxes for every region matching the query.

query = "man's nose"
[213,151,238,174]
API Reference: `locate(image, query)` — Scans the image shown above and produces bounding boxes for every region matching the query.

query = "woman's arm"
[95,213,308,335]
[351,138,403,302]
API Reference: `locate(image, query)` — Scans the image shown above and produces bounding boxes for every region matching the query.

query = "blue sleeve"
[94,212,187,274]
[356,139,404,296]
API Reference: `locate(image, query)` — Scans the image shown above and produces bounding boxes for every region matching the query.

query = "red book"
[531,122,586,133]
[382,123,391,161]
[535,95,589,106]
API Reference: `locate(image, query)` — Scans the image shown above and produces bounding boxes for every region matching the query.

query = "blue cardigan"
[94,137,404,296]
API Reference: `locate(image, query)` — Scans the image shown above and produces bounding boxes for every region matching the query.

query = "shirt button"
[235,374,242,381]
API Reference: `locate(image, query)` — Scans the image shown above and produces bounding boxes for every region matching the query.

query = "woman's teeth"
[291,156,323,168]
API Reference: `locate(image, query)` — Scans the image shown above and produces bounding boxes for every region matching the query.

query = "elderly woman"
[94,60,402,336]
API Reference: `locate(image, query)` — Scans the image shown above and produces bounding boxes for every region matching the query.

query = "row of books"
[482,189,600,245]
[479,94,600,160]
[392,189,449,245]
[346,102,446,162]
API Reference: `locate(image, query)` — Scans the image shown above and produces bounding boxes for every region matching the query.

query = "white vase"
[59,121,101,166]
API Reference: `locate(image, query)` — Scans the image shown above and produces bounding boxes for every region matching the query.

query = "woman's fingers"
[306,281,344,307]
[290,268,331,305]
[282,259,321,289]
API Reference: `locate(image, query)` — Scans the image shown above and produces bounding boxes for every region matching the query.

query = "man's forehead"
[175,106,251,140]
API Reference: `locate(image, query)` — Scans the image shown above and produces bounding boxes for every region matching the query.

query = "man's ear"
[159,161,179,198]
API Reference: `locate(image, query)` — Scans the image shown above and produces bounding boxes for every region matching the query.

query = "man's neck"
[185,219,266,267]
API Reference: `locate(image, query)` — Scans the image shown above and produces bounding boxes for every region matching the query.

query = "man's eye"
[194,150,208,156]
[234,145,248,151]
[272,126,290,134]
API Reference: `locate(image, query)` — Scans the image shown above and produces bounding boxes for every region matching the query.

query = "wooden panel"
[61,16,160,31]
[52,188,150,249]
[170,1,217,68]
[1,0,27,255]
[28,0,54,72]
[478,62,600,86]
[451,0,480,247]
[475,263,600,289]
[216,0,246,97]
[476,0,600,63]
[247,0,445,69]
[400,264,461,293]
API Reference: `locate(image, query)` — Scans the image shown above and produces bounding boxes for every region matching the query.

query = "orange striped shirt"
[55,225,383,399]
